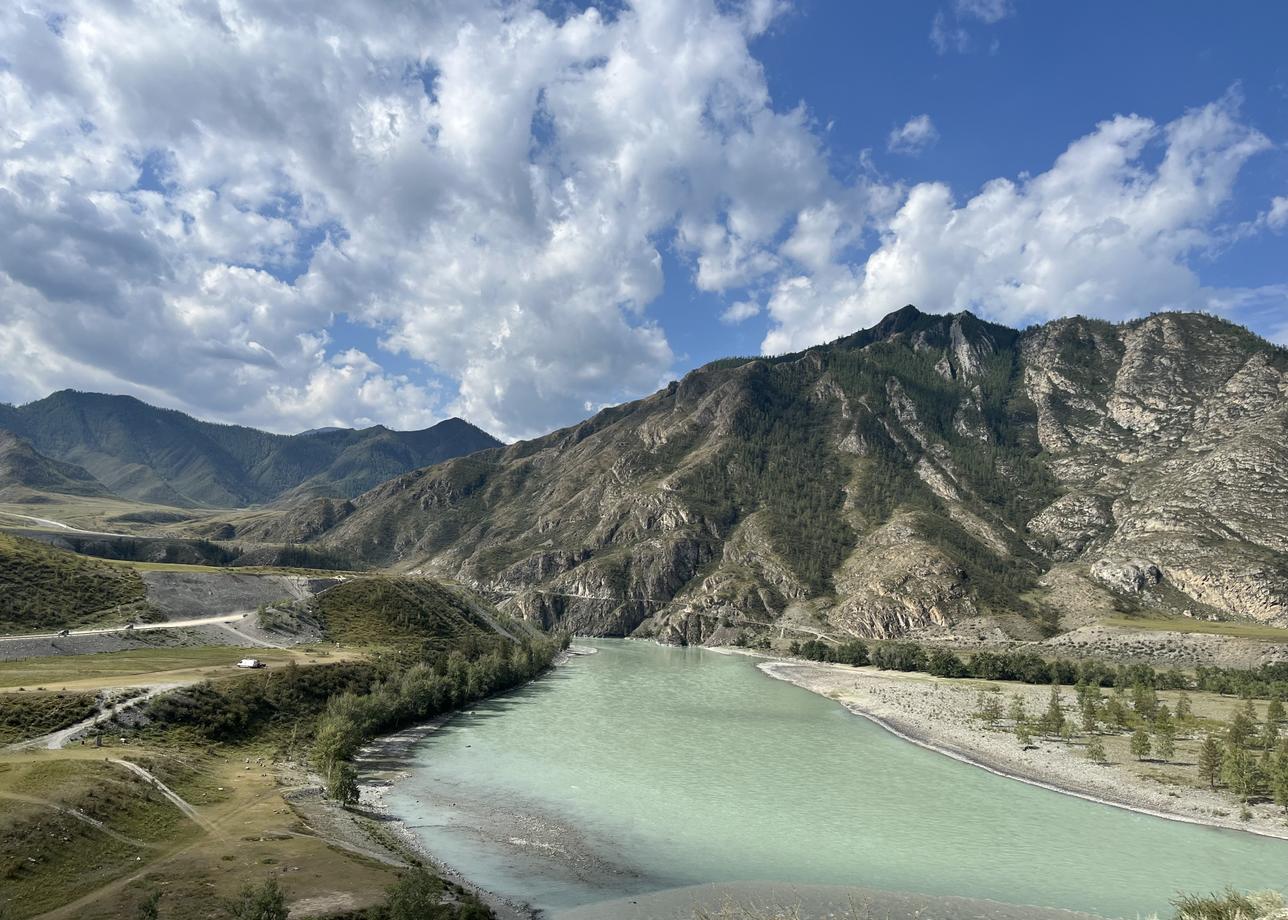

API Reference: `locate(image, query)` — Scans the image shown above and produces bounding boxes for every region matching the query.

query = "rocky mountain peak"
[299,307,1288,646]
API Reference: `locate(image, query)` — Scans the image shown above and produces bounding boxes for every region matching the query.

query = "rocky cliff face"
[310,306,1288,642]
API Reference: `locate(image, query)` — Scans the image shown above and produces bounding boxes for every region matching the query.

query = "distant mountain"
[299,306,1288,645]
[0,430,114,500]
[0,391,503,508]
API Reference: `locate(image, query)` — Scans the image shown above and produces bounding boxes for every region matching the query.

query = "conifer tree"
[1041,681,1065,736]
[1154,725,1176,762]
[1198,735,1224,790]
[1273,751,1288,813]
[1228,710,1256,749]
[976,691,1002,728]
[1223,744,1261,802]
[1015,718,1033,749]
[1130,727,1151,761]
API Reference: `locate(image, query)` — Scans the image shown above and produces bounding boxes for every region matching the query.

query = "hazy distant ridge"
[0,391,503,508]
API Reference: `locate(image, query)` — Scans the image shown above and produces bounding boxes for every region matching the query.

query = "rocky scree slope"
[301,306,1287,645]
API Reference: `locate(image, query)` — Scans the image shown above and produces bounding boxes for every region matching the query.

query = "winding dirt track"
[108,757,223,837]
[0,612,250,643]
[4,683,190,752]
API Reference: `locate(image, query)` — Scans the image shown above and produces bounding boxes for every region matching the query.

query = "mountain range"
[4,306,1285,648]
[289,305,1288,644]
[0,391,502,507]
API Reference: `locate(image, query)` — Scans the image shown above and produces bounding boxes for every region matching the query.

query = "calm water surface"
[387,640,1288,918]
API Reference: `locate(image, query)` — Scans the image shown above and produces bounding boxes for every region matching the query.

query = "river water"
[386,640,1288,918]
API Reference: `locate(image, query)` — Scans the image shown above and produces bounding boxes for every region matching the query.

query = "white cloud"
[763,96,1273,353]
[930,10,971,54]
[955,0,1013,24]
[1268,196,1288,230]
[931,0,1012,53]
[888,115,939,156]
[721,300,761,324]
[0,2,1280,443]
[0,0,831,438]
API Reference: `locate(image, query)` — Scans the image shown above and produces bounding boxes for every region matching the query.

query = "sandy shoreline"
[756,657,1288,842]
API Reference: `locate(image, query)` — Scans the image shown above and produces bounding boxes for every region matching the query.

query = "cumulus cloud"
[721,300,761,324]
[888,115,939,155]
[0,0,825,438]
[763,96,1273,353]
[0,2,1281,441]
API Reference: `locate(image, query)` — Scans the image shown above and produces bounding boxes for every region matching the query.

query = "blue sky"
[661,0,1288,373]
[0,0,1285,438]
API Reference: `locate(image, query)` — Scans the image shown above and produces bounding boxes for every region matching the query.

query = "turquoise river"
[386,640,1288,918]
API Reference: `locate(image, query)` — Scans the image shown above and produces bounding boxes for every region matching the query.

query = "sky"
[0,0,1285,440]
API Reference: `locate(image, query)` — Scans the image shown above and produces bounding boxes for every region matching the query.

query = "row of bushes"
[789,639,1288,700]
[315,637,567,801]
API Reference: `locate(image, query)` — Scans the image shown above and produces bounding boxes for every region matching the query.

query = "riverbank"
[757,658,1288,842]
[338,644,600,920]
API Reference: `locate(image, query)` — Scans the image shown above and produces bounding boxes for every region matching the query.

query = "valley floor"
[757,657,1288,841]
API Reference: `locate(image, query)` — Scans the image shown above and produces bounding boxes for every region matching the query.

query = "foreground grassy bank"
[0,574,564,919]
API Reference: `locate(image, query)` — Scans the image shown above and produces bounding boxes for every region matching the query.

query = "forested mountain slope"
[0,391,502,508]
[0,430,114,500]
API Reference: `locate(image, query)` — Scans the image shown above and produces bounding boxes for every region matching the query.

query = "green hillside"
[0,431,113,499]
[0,532,147,632]
[0,391,502,507]
[312,577,504,650]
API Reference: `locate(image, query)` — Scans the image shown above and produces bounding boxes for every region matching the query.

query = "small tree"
[1015,718,1034,749]
[1130,727,1152,761]
[976,692,1003,729]
[1040,682,1065,737]
[1228,711,1257,750]
[1131,682,1157,719]
[1008,694,1027,726]
[382,870,444,920]
[327,763,360,806]
[1106,697,1131,731]
[1154,725,1176,762]
[1080,689,1101,735]
[226,878,288,920]
[136,891,161,920]
[1223,744,1261,802]
[1153,702,1173,733]
[1273,752,1288,813]
[1198,735,1224,789]
[1085,738,1108,764]
[1268,696,1286,725]
[1175,691,1193,727]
